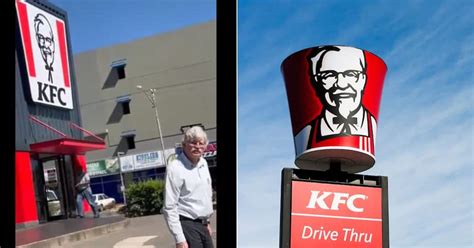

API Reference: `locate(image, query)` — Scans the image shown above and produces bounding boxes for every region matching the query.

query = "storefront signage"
[91,143,217,177]
[44,168,57,183]
[16,0,74,109]
[203,141,217,158]
[120,155,135,172]
[290,181,382,247]
[134,151,165,170]
[87,160,107,177]
[87,159,120,177]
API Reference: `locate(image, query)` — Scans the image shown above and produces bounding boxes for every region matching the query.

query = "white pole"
[136,85,168,167]
[117,152,127,205]
[150,89,167,166]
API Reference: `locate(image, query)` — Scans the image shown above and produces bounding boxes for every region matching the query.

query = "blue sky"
[238,0,473,247]
[48,0,216,54]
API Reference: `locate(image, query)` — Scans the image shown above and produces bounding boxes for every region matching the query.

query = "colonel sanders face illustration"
[34,14,55,82]
[310,46,367,119]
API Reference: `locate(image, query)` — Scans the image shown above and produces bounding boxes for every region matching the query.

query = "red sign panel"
[291,181,382,247]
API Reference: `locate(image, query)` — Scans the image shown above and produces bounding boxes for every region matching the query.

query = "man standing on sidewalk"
[163,126,214,248]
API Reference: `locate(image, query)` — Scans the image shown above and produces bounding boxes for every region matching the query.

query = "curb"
[17,218,131,248]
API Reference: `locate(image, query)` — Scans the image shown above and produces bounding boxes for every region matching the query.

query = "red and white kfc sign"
[16,0,74,109]
[281,46,387,172]
[290,181,382,247]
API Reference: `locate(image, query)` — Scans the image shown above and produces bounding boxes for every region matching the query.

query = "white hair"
[182,126,208,145]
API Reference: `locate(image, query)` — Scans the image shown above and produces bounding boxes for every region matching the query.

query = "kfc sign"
[281,45,387,172]
[306,191,367,212]
[290,181,382,247]
[16,0,74,109]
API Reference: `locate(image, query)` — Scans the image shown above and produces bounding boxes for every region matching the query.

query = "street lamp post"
[136,85,167,166]
[117,152,127,205]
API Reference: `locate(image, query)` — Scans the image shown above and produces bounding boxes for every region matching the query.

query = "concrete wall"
[74,21,216,161]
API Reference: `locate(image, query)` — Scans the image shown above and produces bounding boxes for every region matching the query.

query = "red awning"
[30,138,106,155]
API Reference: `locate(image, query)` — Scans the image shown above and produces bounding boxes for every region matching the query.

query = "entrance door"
[40,156,70,221]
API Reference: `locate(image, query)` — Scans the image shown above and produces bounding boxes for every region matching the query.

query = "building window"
[116,95,131,115]
[117,66,126,79]
[180,123,205,134]
[111,59,127,80]
[121,130,136,150]
[122,102,130,114]
[126,136,136,149]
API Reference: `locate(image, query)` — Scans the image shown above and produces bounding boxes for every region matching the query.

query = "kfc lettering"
[291,181,382,247]
[306,191,367,212]
[37,81,67,106]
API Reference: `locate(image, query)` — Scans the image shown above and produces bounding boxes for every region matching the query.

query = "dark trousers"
[180,219,214,248]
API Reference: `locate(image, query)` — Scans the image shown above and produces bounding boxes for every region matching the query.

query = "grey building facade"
[75,20,216,162]
[73,21,217,201]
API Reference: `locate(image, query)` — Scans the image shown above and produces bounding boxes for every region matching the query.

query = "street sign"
[280,168,389,248]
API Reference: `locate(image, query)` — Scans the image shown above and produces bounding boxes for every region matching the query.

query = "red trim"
[56,20,70,88]
[16,152,38,224]
[70,122,105,143]
[29,115,67,137]
[16,1,36,77]
[30,138,106,155]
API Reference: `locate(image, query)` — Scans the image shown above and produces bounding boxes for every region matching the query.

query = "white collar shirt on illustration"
[320,107,369,136]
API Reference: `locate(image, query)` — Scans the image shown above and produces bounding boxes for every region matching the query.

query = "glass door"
[41,157,66,220]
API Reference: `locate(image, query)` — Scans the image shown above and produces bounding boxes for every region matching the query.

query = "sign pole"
[117,152,127,205]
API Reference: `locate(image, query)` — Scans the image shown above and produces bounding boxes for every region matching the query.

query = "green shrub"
[124,179,165,217]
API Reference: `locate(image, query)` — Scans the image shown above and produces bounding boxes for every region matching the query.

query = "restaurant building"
[15,0,106,226]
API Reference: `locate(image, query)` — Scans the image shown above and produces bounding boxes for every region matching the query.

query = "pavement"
[16,206,129,248]
[15,204,217,247]
[69,212,217,248]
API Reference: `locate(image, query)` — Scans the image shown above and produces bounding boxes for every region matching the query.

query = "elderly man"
[295,45,377,155]
[163,126,214,248]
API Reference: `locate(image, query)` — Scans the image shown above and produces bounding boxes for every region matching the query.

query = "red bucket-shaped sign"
[281,45,387,173]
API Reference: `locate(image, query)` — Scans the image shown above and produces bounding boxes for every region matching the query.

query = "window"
[116,95,131,115]
[117,66,126,79]
[122,101,130,114]
[121,130,137,150]
[180,124,205,134]
[126,136,136,149]
[111,59,127,80]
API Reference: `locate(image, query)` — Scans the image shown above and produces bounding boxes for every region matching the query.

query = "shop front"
[86,141,217,204]
[16,133,106,227]
[15,0,105,227]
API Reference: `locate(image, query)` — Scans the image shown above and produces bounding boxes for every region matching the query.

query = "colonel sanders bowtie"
[333,116,358,135]
[45,65,54,84]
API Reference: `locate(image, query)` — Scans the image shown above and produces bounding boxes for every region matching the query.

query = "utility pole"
[136,85,167,166]
[117,152,127,205]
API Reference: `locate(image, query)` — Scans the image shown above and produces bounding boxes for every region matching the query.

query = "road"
[70,213,217,248]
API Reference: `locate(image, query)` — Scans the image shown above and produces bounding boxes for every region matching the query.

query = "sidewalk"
[15,204,217,247]
[16,209,129,248]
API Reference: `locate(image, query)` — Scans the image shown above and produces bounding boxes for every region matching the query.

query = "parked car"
[46,189,61,216]
[93,193,116,211]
